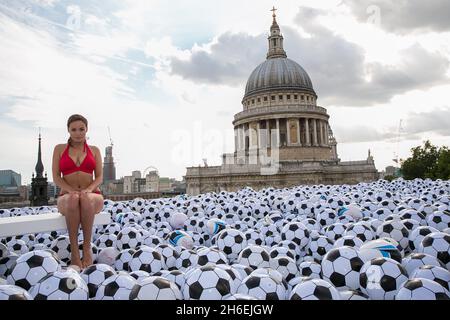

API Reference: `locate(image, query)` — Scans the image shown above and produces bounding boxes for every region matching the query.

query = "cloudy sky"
[1,0,449,185]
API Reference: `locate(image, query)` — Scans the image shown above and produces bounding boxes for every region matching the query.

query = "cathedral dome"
[244,57,315,98]
[243,9,315,100]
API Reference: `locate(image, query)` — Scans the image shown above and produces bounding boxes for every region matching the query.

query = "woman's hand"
[80,188,93,194]
[61,189,79,195]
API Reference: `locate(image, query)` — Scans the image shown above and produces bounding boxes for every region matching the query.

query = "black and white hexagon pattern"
[161,269,186,291]
[298,261,322,279]
[237,274,287,300]
[269,256,299,282]
[411,265,450,291]
[376,220,410,251]
[401,253,443,276]
[115,227,142,251]
[6,250,61,291]
[7,239,29,255]
[154,244,180,270]
[94,273,139,300]
[50,236,72,263]
[196,247,228,267]
[269,246,296,262]
[128,247,166,274]
[359,257,409,300]
[321,246,364,290]
[418,232,450,269]
[129,270,151,283]
[426,211,450,231]
[332,235,364,249]
[280,222,310,250]
[132,276,182,300]
[408,226,439,252]
[81,263,116,298]
[183,265,233,300]
[30,268,89,300]
[237,245,270,270]
[175,249,198,271]
[307,235,335,262]
[0,254,19,279]
[114,249,136,272]
[95,233,117,249]
[217,229,247,262]
[289,279,341,300]
[396,278,450,300]
[0,284,33,300]
[344,222,375,243]
[229,263,254,281]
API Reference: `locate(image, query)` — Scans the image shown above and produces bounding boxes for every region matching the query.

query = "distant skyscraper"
[31,132,49,206]
[103,145,116,183]
[0,170,21,187]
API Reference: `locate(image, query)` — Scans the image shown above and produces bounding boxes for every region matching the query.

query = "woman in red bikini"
[52,114,104,270]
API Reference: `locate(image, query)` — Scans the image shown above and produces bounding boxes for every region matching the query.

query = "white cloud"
[1,1,449,186]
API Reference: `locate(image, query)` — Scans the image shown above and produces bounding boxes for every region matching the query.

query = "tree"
[434,147,450,179]
[400,141,450,180]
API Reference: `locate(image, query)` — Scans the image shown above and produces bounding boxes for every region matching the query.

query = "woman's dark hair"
[67,114,88,146]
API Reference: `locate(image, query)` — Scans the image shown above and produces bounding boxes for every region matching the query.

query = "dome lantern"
[267,7,287,59]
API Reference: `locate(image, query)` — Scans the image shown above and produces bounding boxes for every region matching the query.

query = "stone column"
[244,124,249,151]
[248,122,254,148]
[276,118,280,147]
[305,118,310,146]
[317,120,322,146]
[317,120,323,146]
[325,123,329,145]
[286,118,291,146]
[297,118,301,146]
[313,119,318,146]
[257,121,261,149]
[266,119,270,148]
[234,127,239,151]
[239,125,244,150]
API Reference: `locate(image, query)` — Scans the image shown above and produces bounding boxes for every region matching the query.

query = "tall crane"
[393,119,403,166]
[107,126,114,147]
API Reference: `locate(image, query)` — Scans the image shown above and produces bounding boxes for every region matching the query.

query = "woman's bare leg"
[58,193,82,268]
[79,192,104,268]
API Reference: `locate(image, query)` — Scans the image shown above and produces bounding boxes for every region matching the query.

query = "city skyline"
[1,1,450,185]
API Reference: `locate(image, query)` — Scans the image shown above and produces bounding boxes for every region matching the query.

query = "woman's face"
[68,120,88,143]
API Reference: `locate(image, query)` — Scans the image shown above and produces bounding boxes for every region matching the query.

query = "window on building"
[294,95,298,100]
[264,96,268,101]
[252,99,255,104]
[279,95,283,101]
[271,95,275,101]
[301,95,304,100]
[257,98,261,103]
[287,95,291,100]
[307,96,310,101]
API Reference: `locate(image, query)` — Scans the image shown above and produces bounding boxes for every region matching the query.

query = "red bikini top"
[59,141,96,176]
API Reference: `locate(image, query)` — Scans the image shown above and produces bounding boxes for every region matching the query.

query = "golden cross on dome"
[271,6,277,18]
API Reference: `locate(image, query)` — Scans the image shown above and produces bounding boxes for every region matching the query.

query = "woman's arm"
[52,145,76,193]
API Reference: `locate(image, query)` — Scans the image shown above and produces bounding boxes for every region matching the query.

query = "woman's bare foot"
[70,254,82,270]
[81,244,93,268]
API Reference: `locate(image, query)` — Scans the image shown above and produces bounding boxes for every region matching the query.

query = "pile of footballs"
[1,177,450,300]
